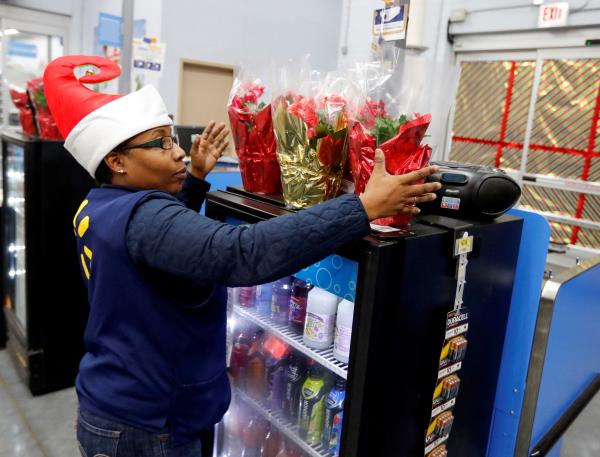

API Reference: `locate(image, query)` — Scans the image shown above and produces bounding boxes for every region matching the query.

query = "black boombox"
[420,161,522,219]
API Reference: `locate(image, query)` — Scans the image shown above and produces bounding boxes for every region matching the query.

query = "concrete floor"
[0,350,598,457]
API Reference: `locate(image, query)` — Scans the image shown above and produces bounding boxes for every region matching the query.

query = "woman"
[44,55,441,457]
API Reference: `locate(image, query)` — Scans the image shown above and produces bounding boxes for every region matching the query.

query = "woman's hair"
[94,140,129,185]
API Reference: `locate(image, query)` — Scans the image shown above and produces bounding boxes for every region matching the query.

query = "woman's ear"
[104,151,125,174]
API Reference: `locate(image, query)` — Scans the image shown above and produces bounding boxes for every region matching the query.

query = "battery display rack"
[425,233,473,457]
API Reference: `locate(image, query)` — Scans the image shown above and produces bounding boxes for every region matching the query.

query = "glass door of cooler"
[217,254,358,457]
[3,141,26,329]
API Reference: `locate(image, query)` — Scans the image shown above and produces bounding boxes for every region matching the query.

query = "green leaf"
[33,87,47,108]
[332,127,347,140]
[315,123,329,138]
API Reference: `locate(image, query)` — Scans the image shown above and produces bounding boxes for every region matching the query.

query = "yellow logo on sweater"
[74,199,93,280]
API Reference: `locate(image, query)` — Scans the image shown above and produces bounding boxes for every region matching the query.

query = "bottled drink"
[271,277,293,324]
[222,405,244,457]
[288,279,312,332]
[322,377,346,455]
[298,364,327,445]
[282,353,306,421]
[246,331,266,399]
[230,326,254,388]
[263,336,290,411]
[303,288,339,350]
[260,427,282,457]
[275,443,303,457]
[224,401,253,456]
[257,282,274,316]
[227,287,240,307]
[239,286,257,308]
[333,299,354,364]
[241,415,269,457]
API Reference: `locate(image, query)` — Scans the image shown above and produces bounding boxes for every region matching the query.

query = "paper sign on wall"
[372,5,408,42]
[132,39,166,91]
[538,2,569,28]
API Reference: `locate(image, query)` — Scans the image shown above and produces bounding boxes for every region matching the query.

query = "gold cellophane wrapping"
[272,99,348,209]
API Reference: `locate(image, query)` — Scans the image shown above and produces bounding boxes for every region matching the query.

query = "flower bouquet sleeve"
[227,76,281,194]
[347,63,432,226]
[272,67,349,209]
[27,78,63,140]
[9,86,37,136]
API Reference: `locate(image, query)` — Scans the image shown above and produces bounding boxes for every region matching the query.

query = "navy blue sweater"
[75,173,370,446]
[126,174,370,287]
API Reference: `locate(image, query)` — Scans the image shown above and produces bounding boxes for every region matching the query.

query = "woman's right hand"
[359,149,442,221]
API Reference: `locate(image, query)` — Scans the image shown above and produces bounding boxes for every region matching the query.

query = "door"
[0,6,69,128]
[446,48,600,253]
[177,59,234,157]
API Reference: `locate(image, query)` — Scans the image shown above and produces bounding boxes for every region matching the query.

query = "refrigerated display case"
[2,132,94,395]
[206,187,524,457]
[0,134,4,349]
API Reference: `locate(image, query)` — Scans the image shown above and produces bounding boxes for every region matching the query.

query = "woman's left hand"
[189,120,230,180]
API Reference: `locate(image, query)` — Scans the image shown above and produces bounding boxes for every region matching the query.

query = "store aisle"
[0,348,598,456]
[0,350,78,457]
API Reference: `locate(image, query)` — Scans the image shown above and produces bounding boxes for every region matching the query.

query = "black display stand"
[2,132,94,395]
[206,187,523,457]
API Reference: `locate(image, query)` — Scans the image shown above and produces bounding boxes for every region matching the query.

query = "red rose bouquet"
[27,78,63,140]
[9,87,37,136]
[272,65,350,209]
[272,92,348,208]
[347,63,432,227]
[228,78,281,194]
[348,101,432,226]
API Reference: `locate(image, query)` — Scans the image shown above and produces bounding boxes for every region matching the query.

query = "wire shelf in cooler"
[233,387,331,457]
[233,305,348,379]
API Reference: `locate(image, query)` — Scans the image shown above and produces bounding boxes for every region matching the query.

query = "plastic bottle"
[303,288,339,350]
[271,277,293,324]
[222,405,244,457]
[246,331,266,400]
[260,427,282,457]
[229,326,254,388]
[227,287,240,307]
[257,282,274,316]
[298,363,327,445]
[288,279,312,332]
[282,353,306,421]
[275,443,302,457]
[333,299,354,364]
[241,415,269,457]
[322,377,346,454]
[263,335,290,411]
[239,286,257,308]
[225,401,253,457]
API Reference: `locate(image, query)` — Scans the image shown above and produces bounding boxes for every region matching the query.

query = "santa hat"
[43,55,172,177]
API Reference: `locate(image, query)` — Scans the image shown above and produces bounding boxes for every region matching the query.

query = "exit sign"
[538,2,569,28]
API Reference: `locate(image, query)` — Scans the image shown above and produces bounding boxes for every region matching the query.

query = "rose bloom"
[288,97,319,138]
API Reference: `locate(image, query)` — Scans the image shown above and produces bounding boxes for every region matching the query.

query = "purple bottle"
[238,286,257,308]
[270,277,293,324]
[282,353,306,421]
[288,279,312,332]
[266,355,289,411]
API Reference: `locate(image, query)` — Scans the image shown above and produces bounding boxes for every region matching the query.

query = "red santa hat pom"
[43,55,172,177]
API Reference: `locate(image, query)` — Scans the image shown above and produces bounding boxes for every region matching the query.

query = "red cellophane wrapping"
[348,113,432,227]
[9,88,37,136]
[228,79,281,194]
[27,78,63,141]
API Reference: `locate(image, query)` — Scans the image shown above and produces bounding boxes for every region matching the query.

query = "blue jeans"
[77,408,202,457]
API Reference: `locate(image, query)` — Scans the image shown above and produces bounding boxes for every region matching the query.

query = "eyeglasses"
[121,135,179,151]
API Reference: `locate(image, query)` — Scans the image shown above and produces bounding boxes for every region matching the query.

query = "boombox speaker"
[420,161,521,219]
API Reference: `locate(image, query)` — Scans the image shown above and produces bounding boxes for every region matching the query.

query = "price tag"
[454,235,473,256]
